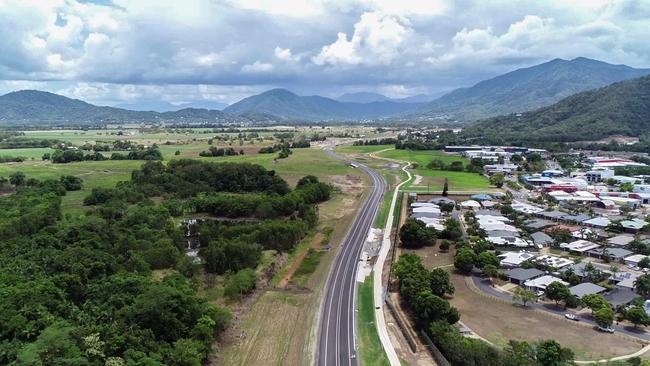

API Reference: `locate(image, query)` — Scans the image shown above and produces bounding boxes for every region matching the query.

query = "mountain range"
[0,90,233,125]
[414,57,650,122]
[115,100,228,112]
[1,57,649,125]
[461,74,650,143]
[223,88,425,120]
[336,92,439,104]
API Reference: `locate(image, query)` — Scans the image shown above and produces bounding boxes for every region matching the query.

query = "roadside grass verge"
[290,249,324,287]
[358,276,390,366]
[373,189,394,228]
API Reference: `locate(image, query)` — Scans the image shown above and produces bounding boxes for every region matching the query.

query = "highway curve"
[317,148,387,366]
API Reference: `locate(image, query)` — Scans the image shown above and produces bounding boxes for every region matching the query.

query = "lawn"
[377,149,493,192]
[358,276,390,366]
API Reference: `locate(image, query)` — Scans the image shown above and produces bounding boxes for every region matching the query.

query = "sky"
[0,0,649,110]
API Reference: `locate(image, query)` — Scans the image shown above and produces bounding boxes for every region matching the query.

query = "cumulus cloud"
[274,46,301,62]
[0,0,649,105]
[313,12,412,66]
[241,61,274,73]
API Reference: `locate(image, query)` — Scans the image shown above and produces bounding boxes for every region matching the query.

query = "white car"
[597,326,615,333]
[564,313,579,321]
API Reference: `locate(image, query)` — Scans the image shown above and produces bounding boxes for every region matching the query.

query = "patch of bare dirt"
[276,233,324,289]
[327,174,364,194]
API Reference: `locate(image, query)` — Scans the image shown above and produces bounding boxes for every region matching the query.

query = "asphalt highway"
[317,148,387,366]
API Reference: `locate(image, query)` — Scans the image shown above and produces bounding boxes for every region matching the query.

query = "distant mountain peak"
[260,88,298,97]
[2,89,83,104]
[224,88,423,120]
[415,57,650,122]
[462,74,650,143]
[337,92,390,103]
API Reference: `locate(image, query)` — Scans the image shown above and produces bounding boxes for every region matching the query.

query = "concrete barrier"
[385,298,418,353]
[420,331,452,366]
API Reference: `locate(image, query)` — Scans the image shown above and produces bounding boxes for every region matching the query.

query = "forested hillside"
[0,90,239,125]
[224,88,424,120]
[416,57,650,121]
[0,160,330,365]
[461,75,650,144]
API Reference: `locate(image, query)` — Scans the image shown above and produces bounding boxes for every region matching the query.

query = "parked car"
[597,326,615,333]
[564,313,579,321]
[535,290,545,297]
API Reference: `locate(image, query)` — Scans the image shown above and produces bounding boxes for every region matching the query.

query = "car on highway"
[564,313,579,321]
[597,326,615,333]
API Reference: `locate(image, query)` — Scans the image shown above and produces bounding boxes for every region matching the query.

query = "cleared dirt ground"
[448,271,647,361]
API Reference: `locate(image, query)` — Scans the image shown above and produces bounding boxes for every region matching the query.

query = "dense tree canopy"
[0,160,330,365]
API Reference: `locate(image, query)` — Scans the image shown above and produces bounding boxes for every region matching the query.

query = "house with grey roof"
[523,219,555,230]
[486,230,520,238]
[607,234,635,247]
[583,217,611,229]
[562,261,611,280]
[428,197,455,205]
[530,231,553,247]
[505,268,545,285]
[569,282,606,298]
[604,288,638,308]
[586,247,633,262]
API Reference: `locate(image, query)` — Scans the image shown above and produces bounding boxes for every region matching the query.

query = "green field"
[0,159,143,215]
[0,147,355,215]
[0,147,55,160]
[334,144,394,154]
[377,149,493,192]
[379,148,469,166]
[358,276,390,366]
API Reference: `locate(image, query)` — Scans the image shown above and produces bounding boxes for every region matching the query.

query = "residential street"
[471,275,650,342]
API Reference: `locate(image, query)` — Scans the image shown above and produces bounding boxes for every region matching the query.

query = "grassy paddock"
[358,276,390,366]
[0,147,55,160]
[334,144,394,154]
[378,149,492,192]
